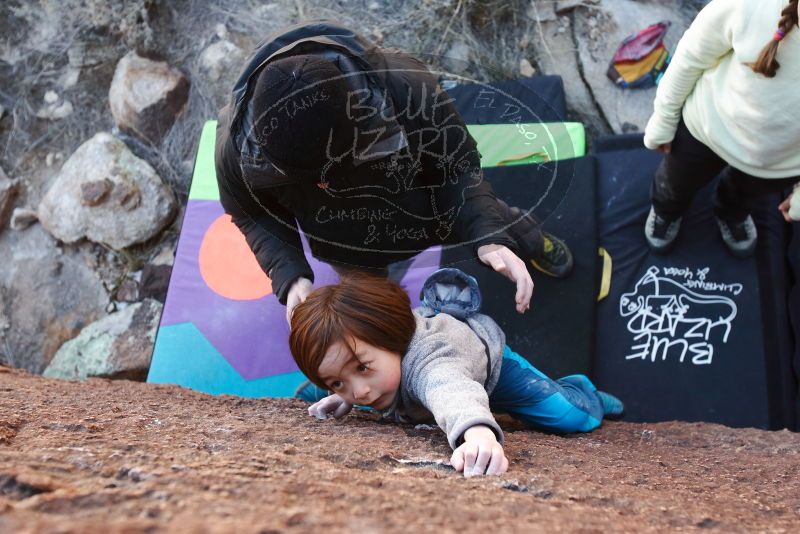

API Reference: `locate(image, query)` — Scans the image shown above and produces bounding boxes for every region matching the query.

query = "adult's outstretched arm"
[215,119,314,306]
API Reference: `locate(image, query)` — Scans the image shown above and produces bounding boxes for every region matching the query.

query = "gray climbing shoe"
[645,206,681,254]
[716,215,757,258]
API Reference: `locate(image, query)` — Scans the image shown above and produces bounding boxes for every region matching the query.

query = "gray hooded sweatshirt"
[379,269,506,449]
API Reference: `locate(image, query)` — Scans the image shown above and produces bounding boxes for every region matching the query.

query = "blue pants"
[488,346,603,433]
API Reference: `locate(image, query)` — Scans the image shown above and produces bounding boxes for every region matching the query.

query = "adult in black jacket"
[215,21,573,322]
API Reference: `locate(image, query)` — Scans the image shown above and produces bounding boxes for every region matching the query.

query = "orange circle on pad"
[199,214,273,300]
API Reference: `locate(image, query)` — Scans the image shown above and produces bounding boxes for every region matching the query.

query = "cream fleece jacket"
[643,0,800,178]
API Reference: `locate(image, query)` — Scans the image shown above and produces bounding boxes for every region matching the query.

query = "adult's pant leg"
[489,346,604,433]
[651,119,728,219]
[715,169,799,222]
[494,198,545,258]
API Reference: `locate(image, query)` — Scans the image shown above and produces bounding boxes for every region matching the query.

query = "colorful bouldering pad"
[148,83,587,398]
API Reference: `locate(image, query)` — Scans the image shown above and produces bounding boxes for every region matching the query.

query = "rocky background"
[0,0,706,379]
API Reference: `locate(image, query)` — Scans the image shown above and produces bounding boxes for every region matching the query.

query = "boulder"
[108,51,189,143]
[442,40,472,73]
[573,0,695,133]
[0,225,109,373]
[37,132,176,250]
[0,167,18,231]
[43,299,162,381]
[199,39,246,82]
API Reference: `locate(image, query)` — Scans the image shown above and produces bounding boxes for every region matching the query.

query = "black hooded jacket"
[215,20,516,305]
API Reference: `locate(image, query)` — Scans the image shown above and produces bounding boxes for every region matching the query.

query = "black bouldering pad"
[592,135,796,429]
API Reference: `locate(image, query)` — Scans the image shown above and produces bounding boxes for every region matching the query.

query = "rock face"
[0,167,18,231]
[108,51,190,143]
[530,0,698,136]
[42,299,162,381]
[37,132,176,250]
[573,0,695,133]
[0,226,109,374]
[197,37,247,105]
[1,368,799,532]
[530,13,611,137]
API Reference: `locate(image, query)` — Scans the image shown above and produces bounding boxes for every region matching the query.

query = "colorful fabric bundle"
[607,21,671,89]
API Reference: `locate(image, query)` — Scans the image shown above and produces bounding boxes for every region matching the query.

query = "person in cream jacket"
[643,0,799,257]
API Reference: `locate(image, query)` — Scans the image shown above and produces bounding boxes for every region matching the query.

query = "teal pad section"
[189,120,586,202]
[149,323,306,398]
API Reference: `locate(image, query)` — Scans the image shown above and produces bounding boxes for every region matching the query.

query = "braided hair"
[750,0,799,77]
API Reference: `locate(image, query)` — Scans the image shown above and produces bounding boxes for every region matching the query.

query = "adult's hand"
[477,244,533,313]
[286,277,313,325]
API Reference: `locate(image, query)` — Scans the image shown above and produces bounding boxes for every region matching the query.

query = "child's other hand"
[655,143,672,154]
[308,394,352,420]
[451,425,508,478]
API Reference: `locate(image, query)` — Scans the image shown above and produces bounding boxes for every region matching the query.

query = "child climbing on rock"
[288,269,623,478]
[644,0,799,257]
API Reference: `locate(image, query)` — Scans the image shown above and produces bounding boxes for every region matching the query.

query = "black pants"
[651,119,798,222]
[327,199,545,278]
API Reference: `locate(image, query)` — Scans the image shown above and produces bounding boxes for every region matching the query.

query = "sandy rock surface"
[0,367,798,533]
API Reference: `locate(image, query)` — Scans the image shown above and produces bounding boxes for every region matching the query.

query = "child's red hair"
[288,272,416,389]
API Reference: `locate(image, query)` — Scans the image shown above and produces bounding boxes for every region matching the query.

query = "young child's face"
[317,337,401,410]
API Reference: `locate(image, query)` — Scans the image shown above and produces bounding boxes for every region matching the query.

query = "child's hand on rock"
[307,394,352,420]
[451,425,508,478]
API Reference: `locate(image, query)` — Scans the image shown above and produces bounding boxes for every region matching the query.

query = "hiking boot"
[529,232,574,278]
[645,206,681,253]
[596,391,625,420]
[716,215,757,258]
